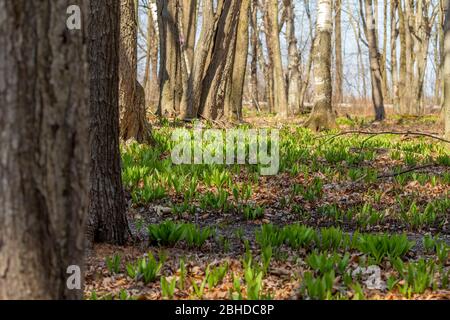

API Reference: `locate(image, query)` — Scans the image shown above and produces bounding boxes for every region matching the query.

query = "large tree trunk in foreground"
[444,0,450,140]
[305,0,336,131]
[88,0,128,246]
[120,0,152,143]
[0,0,89,299]
[361,0,386,121]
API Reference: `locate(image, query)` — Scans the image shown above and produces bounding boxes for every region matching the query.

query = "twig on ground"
[319,130,450,147]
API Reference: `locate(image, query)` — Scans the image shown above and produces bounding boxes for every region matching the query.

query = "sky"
[137,0,442,102]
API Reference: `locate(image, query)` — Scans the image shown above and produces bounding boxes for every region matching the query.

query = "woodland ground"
[85,113,450,300]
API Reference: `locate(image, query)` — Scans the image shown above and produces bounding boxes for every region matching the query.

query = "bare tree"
[225,0,251,121]
[265,0,288,118]
[88,0,128,246]
[284,0,302,113]
[444,0,450,139]
[0,0,89,299]
[120,0,152,142]
[198,0,241,121]
[334,0,343,104]
[360,0,386,121]
[305,0,336,131]
[250,0,260,111]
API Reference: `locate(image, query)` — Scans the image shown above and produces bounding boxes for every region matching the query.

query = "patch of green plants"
[161,276,177,299]
[306,251,350,275]
[356,234,415,264]
[126,253,164,284]
[242,204,265,220]
[148,220,186,246]
[301,270,335,300]
[105,254,121,274]
[184,224,215,248]
[393,258,438,296]
[207,262,229,289]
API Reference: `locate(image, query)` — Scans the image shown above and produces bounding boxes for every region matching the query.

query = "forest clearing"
[0,0,450,304]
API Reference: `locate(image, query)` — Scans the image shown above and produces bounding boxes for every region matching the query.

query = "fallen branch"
[377,164,437,179]
[320,130,450,146]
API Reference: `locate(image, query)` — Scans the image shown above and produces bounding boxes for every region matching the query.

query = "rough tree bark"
[334,0,343,104]
[198,0,241,121]
[305,0,336,131]
[266,0,288,118]
[88,0,128,246]
[179,1,225,119]
[361,0,386,121]
[120,0,152,142]
[391,0,400,112]
[284,0,301,113]
[444,0,450,139]
[0,0,89,299]
[225,0,251,121]
[144,3,160,113]
[250,0,260,111]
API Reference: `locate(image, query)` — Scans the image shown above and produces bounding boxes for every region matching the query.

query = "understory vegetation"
[86,116,450,300]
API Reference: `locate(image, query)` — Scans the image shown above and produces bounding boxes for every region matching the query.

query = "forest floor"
[85,114,450,300]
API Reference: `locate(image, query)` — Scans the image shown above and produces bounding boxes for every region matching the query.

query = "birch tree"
[305,0,336,131]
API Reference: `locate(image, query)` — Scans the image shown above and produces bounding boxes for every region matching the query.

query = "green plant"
[387,275,400,291]
[356,234,414,264]
[243,261,264,300]
[283,224,317,249]
[178,259,187,290]
[435,242,449,264]
[422,235,437,254]
[306,251,350,275]
[207,262,229,289]
[301,271,335,300]
[261,245,273,275]
[126,253,164,284]
[148,220,185,246]
[184,224,214,248]
[105,254,121,274]
[242,204,265,220]
[318,227,346,251]
[161,276,177,299]
[191,272,209,299]
[396,259,437,295]
[230,274,243,300]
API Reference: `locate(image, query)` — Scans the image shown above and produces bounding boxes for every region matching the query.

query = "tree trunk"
[305,0,336,131]
[144,3,160,113]
[266,0,288,118]
[0,0,89,299]
[198,0,241,121]
[250,0,259,111]
[88,0,128,246]
[225,0,250,121]
[391,0,400,112]
[361,0,386,121]
[284,0,301,113]
[444,0,450,139]
[120,0,152,142]
[381,0,389,102]
[334,0,343,104]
